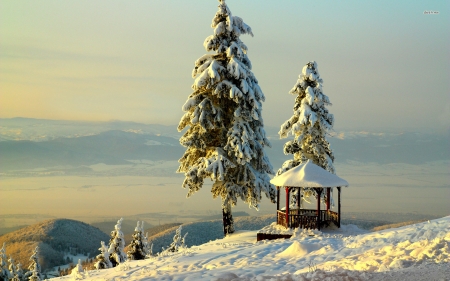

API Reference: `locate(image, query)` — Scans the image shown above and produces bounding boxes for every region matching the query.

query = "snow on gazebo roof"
[270,160,349,188]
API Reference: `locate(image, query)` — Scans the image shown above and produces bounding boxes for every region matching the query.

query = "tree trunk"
[222,203,234,236]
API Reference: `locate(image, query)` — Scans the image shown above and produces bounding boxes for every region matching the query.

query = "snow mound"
[277,241,323,258]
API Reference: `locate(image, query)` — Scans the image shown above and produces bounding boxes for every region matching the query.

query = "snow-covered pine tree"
[278,61,335,202]
[162,225,187,254]
[177,0,275,236]
[15,263,23,281]
[126,221,146,260]
[142,226,153,258]
[94,241,112,270]
[70,259,85,279]
[108,218,127,267]
[0,244,9,281]
[26,247,42,281]
[27,267,40,281]
[8,256,16,280]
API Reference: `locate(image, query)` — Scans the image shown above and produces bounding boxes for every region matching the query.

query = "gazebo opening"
[276,186,341,230]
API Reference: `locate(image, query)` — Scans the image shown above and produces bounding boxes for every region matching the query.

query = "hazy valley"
[1,118,448,233]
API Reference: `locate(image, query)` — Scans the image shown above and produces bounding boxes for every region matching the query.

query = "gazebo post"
[316,188,322,230]
[285,187,290,228]
[297,187,301,209]
[300,187,303,210]
[326,187,330,211]
[276,186,280,211]
[337,186,341,227]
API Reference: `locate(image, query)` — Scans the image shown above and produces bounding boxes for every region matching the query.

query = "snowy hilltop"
[51,216,449,281]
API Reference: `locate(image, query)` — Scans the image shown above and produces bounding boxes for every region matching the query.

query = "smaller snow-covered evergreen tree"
[15,263,23,281]
[162,225,188,254]
[70,259,85,279]
[26,247,41,281]
[142,230,153,257]
[8,256,16,280]
[278,61,335,203]
[0,243,10,281]
[278,61,334,174]
[127,221,147,260]
[27,267,40,281]
[108,218,127,267]
[94,241,112,269]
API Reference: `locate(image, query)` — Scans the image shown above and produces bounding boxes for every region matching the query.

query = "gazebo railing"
[277,209,339,229]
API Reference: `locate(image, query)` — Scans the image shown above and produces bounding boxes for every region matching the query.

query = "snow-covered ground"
[54,216,449,281]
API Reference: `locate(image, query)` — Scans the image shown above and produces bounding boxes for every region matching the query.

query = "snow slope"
[54,216,449,281]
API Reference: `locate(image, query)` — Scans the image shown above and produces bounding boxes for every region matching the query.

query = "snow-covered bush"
[177,0,275,236]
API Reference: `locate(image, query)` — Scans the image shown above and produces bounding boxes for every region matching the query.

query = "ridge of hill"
[0,219,109,271]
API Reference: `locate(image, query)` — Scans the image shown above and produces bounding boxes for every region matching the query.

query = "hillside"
[147,215,276,254]
[0,219,109,270]
[53,216,449,281]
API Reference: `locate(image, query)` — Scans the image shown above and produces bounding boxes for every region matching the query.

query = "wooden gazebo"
[270,160,349,230]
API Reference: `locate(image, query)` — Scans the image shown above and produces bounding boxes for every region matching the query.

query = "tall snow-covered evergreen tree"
[278,61,335,202]
[177,0,275,236]
[108,218,127,267]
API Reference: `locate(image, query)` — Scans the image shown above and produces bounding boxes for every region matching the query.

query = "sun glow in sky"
[1,0,448,131]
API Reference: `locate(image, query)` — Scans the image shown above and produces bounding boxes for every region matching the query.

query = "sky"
[1,0,448,133]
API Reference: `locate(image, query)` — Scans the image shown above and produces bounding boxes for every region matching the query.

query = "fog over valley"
[0,118,448,233]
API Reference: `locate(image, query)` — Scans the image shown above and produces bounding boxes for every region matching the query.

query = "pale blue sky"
[1,0,448,132]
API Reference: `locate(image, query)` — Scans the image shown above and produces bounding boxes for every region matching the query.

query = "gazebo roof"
[270,160,349,188]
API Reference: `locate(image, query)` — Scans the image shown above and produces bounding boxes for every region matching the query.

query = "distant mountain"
[267,131,450,169]
[0,130,184,172]
[0,219,109,271]
[0,118,448,175]
[0,117,181,141]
